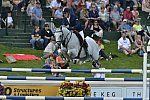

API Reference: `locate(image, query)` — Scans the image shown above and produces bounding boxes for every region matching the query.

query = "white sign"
[91,87,149,98]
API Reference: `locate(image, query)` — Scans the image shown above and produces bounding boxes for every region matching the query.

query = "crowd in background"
[0,0,150,56]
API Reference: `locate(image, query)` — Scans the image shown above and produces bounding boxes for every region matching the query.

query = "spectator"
[118,32,134,55]
[131,5,139,20]
[31,2,46,29]
[110,5,122,30]
[134,35,146,54]
[90,20,103,38]
[42,37,57,59]
[85,0,92,10]
[6,11,14,28]
[41,23,55,47]
[43,53,69,76]
[112,1,123,14]
[97,39,111,61]
[123,6,134,24]
[49,0,61,16]
[2,0,13,11]
[80,7,89,29]
[61,0,67,7]
[26,0,35,16]
[99,6,110,31]
[30,26,44,49]
[89,3,99,19]
[76,0,85,13]
[62,8,83,32]
[117,19,135,43]
[54,6,63,23]
[133,19,150,43]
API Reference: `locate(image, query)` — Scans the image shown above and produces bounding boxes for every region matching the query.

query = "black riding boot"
[83,40,89,57]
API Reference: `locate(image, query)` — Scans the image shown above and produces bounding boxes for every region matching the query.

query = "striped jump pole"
[0,68,150,73]
[0,76,149,81]
[0,96,144,100]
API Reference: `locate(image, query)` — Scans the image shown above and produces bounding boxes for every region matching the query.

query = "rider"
[62,8,88,57]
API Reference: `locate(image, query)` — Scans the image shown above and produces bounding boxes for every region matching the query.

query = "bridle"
[56,27,73,49]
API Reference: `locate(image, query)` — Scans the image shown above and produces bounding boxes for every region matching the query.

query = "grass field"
[0,41,149,78]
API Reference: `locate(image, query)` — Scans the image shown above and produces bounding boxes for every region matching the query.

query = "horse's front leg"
[68,49,80,64]
[92,60,101,69]
[61,48,71,62]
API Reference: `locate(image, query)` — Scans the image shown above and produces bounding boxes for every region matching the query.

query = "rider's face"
[64,12,69,18]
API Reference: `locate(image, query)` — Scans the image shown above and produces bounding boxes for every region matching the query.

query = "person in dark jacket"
[62,8,83,32]
[41,23,55,47]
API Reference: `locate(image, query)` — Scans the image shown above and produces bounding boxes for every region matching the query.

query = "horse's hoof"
[73,60,77,64]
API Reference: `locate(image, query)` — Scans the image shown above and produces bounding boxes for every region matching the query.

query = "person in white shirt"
[42,37,57,59]
[7,11,14,28]
[50,0,61,16]
[118,32,134,55]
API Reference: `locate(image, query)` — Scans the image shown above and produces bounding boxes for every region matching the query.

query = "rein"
[61,30,73,49]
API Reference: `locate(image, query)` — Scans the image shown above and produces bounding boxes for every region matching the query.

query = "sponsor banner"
[4,86,59,96]
[91,87,149,98]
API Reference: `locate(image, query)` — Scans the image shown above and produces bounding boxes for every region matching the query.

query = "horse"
[54,26,100,68]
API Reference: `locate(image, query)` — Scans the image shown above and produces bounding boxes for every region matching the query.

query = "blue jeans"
[44,38,49,47]
[31,18,46,29]
[30,38,44,48]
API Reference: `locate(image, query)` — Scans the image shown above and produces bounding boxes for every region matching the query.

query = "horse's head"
[55,26,71,46]
[54,31,63,46]
[60,26,70,37]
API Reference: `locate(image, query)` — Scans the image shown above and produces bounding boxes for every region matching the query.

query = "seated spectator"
[6,11,14,28]
[131,5,139,20]
[41,23,55,48]
[2,0,13,11]
[80,7,89,29]
[30,26,44,49]
[85,0,92,10]
[133,20,150,43]
[26,0,35,16]
[76,0,85,13]
[110,5,122,30]
[89,3,99,20]
[43,53,69,76]
[49,0,61,16]
[61,0,67,7]
[96,0,105,12]
[118,32,134,55]
[134,35,146,54]
[99,6,110,31]
[123,6,134,24]
[54,6,63,23]
[97,39,111,61]
[42,37,57,59]
[90,20,103,38]
[117,19,135,43]
[31,2,46,29]
[112,1,124,14]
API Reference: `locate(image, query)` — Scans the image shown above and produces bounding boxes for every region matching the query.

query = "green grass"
[0,42,149,78]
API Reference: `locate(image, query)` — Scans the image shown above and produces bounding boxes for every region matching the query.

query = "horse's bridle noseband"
[56,28,72,49]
